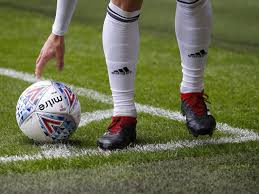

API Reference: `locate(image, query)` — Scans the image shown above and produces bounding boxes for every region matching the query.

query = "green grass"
[1,0,259,52]
[0,0,258,193]
[1,151,258,194]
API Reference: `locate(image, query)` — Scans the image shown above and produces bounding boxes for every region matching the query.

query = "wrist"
[50,33,64,40]
[51,30,65,37]
[47,33,64,46]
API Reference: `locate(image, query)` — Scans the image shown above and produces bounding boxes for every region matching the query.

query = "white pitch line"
[132,135,259,152]
[0,154,44,163]
[216,122,259,137]
[0,67,38,83]
[0,67,258,163]
[79,109,113,127]
[77,109,258,139]
[0,67,256,136]
[0,134,258,163]
[0,67,257,138]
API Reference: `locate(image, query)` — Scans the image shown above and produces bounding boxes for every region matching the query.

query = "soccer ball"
[16,80,81,142]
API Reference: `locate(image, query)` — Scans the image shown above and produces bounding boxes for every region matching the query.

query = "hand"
[35,33,65,78]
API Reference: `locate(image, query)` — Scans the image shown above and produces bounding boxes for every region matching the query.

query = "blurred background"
[0,0,258,53]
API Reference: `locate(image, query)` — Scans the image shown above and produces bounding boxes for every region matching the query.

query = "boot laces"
[107,117,136,134]
[186,93,210,116]
[107,117,121,134]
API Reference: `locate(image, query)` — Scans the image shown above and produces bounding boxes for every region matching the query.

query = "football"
[16,80,81,142]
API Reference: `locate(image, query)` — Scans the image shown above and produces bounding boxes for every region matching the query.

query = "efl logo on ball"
[16,80,81,142]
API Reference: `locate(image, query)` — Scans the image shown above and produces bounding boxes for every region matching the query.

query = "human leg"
[175,0,216,136]
[98,0,143,150]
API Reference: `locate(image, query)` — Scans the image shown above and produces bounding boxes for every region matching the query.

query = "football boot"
[97,116,137,150]
[181,92,216,137]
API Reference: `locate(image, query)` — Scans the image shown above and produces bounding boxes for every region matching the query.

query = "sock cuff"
[177,0,207,9]
[107,1,140,23]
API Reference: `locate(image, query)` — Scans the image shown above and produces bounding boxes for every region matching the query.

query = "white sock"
[175,0,212,93]
[102,1,140,117]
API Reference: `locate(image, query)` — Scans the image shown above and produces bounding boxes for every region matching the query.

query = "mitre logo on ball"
[16,80,81,143]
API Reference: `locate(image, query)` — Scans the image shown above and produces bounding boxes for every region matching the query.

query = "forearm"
[52,0,77,36]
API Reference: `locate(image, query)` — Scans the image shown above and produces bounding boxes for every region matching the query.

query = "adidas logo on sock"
[188,49,208,58]
[111,67,132,75]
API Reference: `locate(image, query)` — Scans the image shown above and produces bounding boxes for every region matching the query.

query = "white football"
[16,80,81,143]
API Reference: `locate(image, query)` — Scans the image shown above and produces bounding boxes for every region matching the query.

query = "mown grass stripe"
[0,68,257,137]
[0,67,256,136]
[0,134,258,163]
[0,67,258,163]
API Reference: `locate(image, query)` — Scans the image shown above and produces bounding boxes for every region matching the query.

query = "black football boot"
[181,92,216,137]
[97,116,137,150]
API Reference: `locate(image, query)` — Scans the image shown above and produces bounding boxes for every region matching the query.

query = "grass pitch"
[0,0,258,193]
[1,151,259,194]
